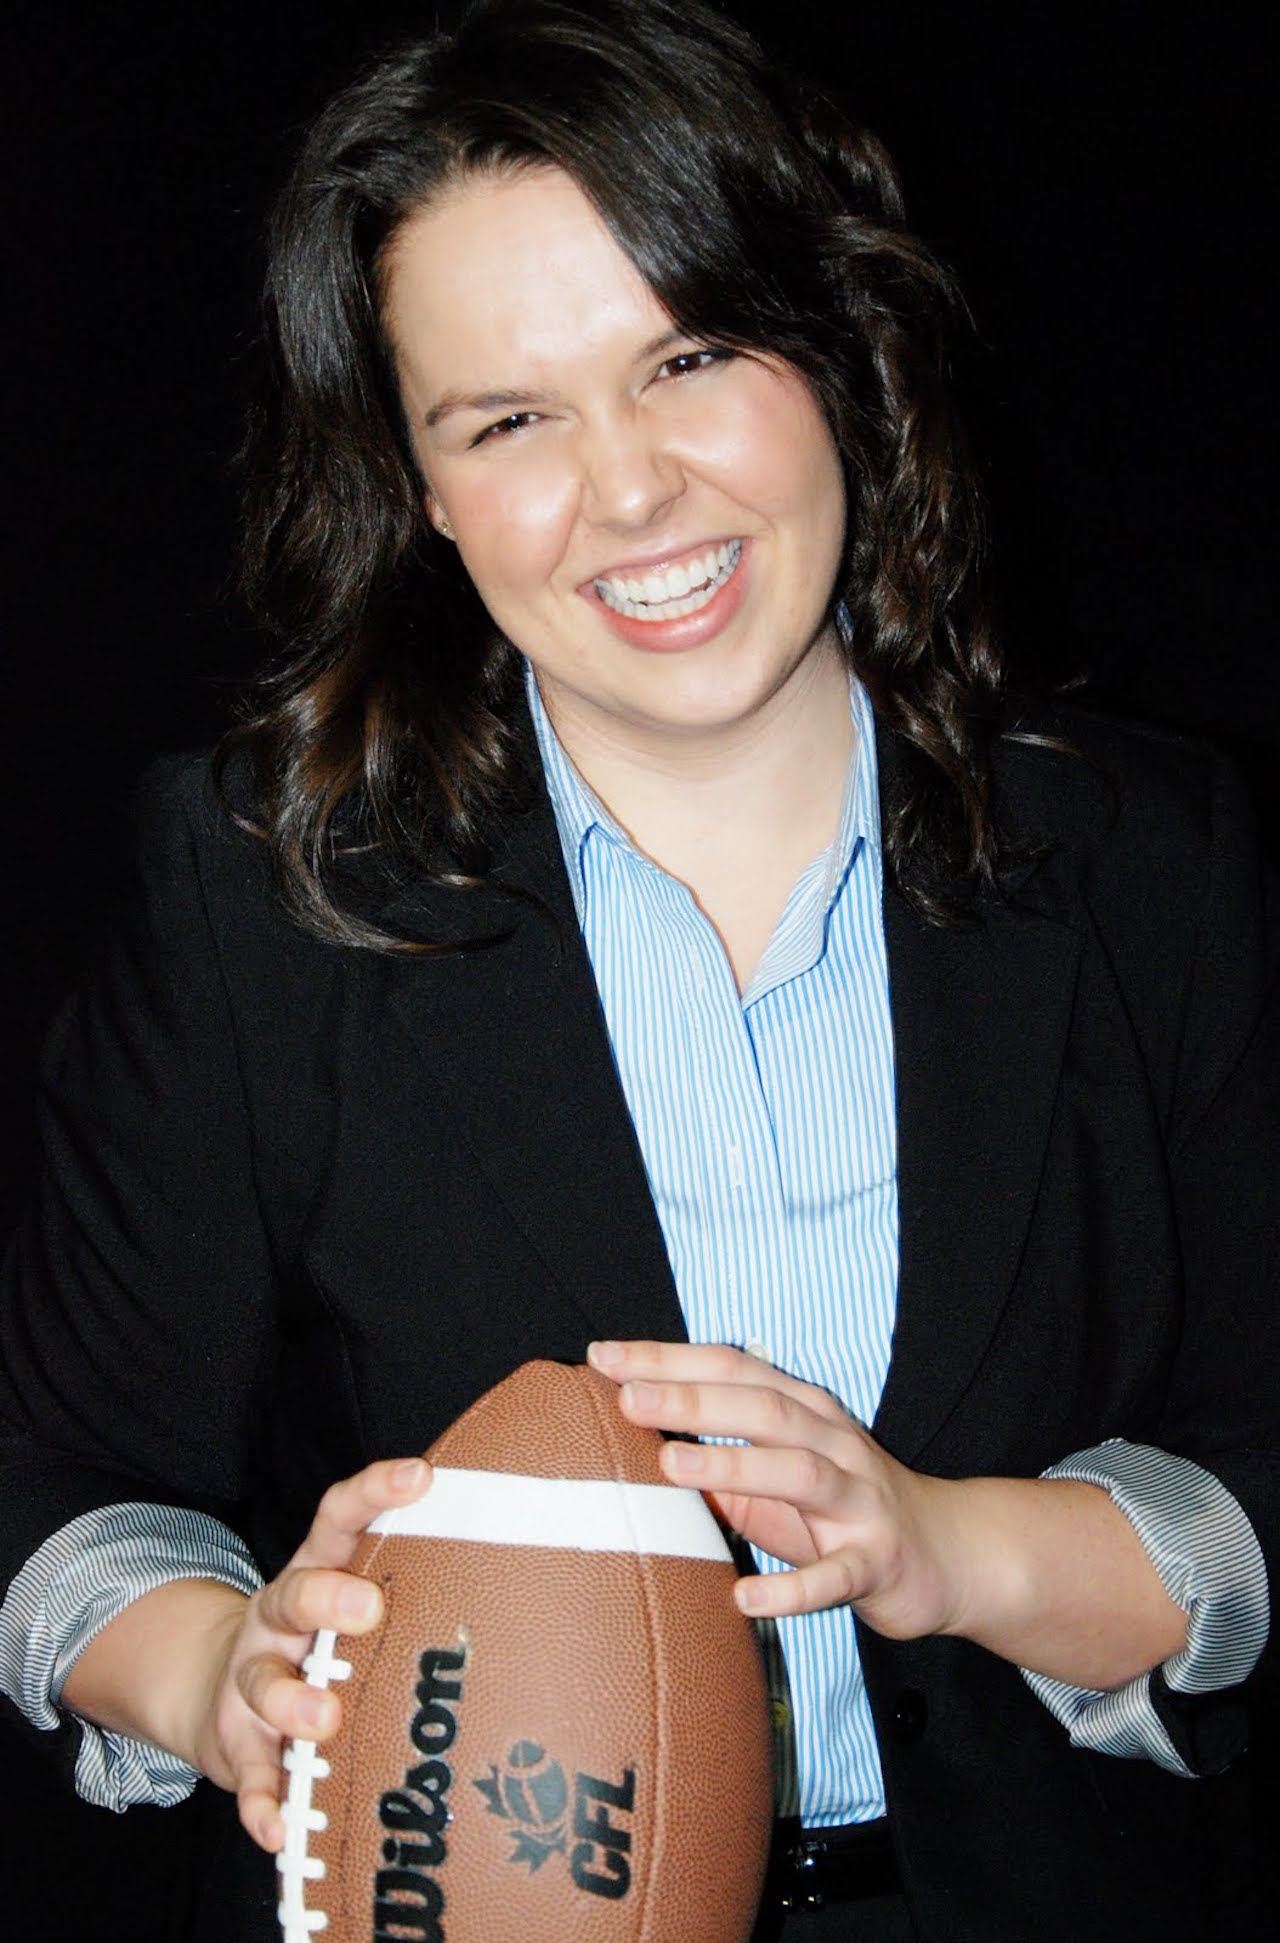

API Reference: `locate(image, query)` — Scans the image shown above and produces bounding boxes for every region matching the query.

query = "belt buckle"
[780,1837,826,1912]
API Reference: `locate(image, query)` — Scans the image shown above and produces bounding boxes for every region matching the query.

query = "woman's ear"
[425,494,454,542]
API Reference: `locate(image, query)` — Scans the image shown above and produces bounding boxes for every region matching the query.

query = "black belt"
[764,1817,901,1912]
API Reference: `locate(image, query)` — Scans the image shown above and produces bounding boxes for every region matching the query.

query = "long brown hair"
[229,0,1003,945]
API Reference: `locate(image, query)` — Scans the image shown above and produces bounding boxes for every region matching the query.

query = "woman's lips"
[584,539,748,652]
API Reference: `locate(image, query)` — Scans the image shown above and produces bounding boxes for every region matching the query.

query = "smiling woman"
[1,4,1277,1943]
[233,0,993,949]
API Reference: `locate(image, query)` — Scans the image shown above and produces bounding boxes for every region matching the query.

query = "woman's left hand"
[587,1338,969,1639]
[587,1339,1188,1688]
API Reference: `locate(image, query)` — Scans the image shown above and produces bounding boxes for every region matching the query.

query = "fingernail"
[664,1441,705,1477]
[338,1580,379,1624]
[623,1380,660,1409]
[391,1458,427,1492]
[299,1691,332,1732]
[736,1579,768,1614]
[588,1341,624,1370]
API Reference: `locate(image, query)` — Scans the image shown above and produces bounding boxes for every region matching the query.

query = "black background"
[2,2,1275,1932]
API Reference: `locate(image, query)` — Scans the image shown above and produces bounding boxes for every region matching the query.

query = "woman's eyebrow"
[422,330,692,430]
[423,386,554,430]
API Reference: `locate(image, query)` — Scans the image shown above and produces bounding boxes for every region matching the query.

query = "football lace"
[277,1629,352,1940]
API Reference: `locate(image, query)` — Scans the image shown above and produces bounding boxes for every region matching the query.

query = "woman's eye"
[472,411,539,447]
[657,348,730,381]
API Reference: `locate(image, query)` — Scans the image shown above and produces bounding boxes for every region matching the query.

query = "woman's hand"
[62,1456,432,1853]
[587,1340,1188,1687]
[195,1455,433,1851]
[589,1339,966,1639]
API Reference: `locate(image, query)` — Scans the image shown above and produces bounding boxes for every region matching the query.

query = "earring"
[436,511,454,541]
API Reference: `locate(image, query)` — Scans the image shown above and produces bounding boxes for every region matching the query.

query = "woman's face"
[384,165,847,761]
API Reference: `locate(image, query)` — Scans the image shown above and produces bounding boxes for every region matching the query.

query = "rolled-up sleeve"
[0,1504,262,1809]
[1021,1439,1268,1776]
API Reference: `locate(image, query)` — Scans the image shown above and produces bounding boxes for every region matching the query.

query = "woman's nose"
[578,412,684,531]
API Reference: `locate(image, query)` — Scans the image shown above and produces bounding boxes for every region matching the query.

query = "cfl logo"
[570,1769,636,1901]
[475,1742,636,1900]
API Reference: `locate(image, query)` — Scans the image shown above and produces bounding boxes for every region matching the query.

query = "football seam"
[578,1366,665,1943]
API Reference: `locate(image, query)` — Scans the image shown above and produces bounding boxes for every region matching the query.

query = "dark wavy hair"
[229,0,1004,945]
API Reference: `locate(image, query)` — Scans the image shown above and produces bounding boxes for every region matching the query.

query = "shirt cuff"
[1020,1440,1268,1776]
[0,1503,263,1810]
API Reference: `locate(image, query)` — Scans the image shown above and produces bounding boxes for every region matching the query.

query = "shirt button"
[888,1689,928,1743]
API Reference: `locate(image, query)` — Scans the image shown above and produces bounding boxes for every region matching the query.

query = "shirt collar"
[524,664,618,920]
[524,659,882,929]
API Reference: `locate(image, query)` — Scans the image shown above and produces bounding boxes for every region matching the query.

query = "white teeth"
[594,540,742,622]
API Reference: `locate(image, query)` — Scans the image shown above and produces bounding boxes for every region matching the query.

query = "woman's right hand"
[62,1455,432,1853]
[196,1454,432,1851]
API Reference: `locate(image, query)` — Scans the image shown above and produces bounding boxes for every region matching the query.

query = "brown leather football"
[277,1359,774,1942]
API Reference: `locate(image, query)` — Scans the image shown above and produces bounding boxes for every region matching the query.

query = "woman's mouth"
[593,540,743,622]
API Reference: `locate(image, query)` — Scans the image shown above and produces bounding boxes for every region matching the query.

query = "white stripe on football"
[367,1465,732,1560]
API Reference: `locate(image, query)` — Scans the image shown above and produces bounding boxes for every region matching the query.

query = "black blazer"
[2,703,1278,1940]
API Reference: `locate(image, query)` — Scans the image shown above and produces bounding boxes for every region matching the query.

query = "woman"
[1,2,1275,1938]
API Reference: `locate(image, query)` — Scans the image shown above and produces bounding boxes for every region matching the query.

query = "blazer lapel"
[872,754,1082,1464]
[378,772,686,1353]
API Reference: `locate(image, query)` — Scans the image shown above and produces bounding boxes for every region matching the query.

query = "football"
[277,1359,774,1942]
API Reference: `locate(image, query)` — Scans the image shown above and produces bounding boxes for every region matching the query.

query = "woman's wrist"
[936,1475,1188,1689]
[61,1576,250,1776]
